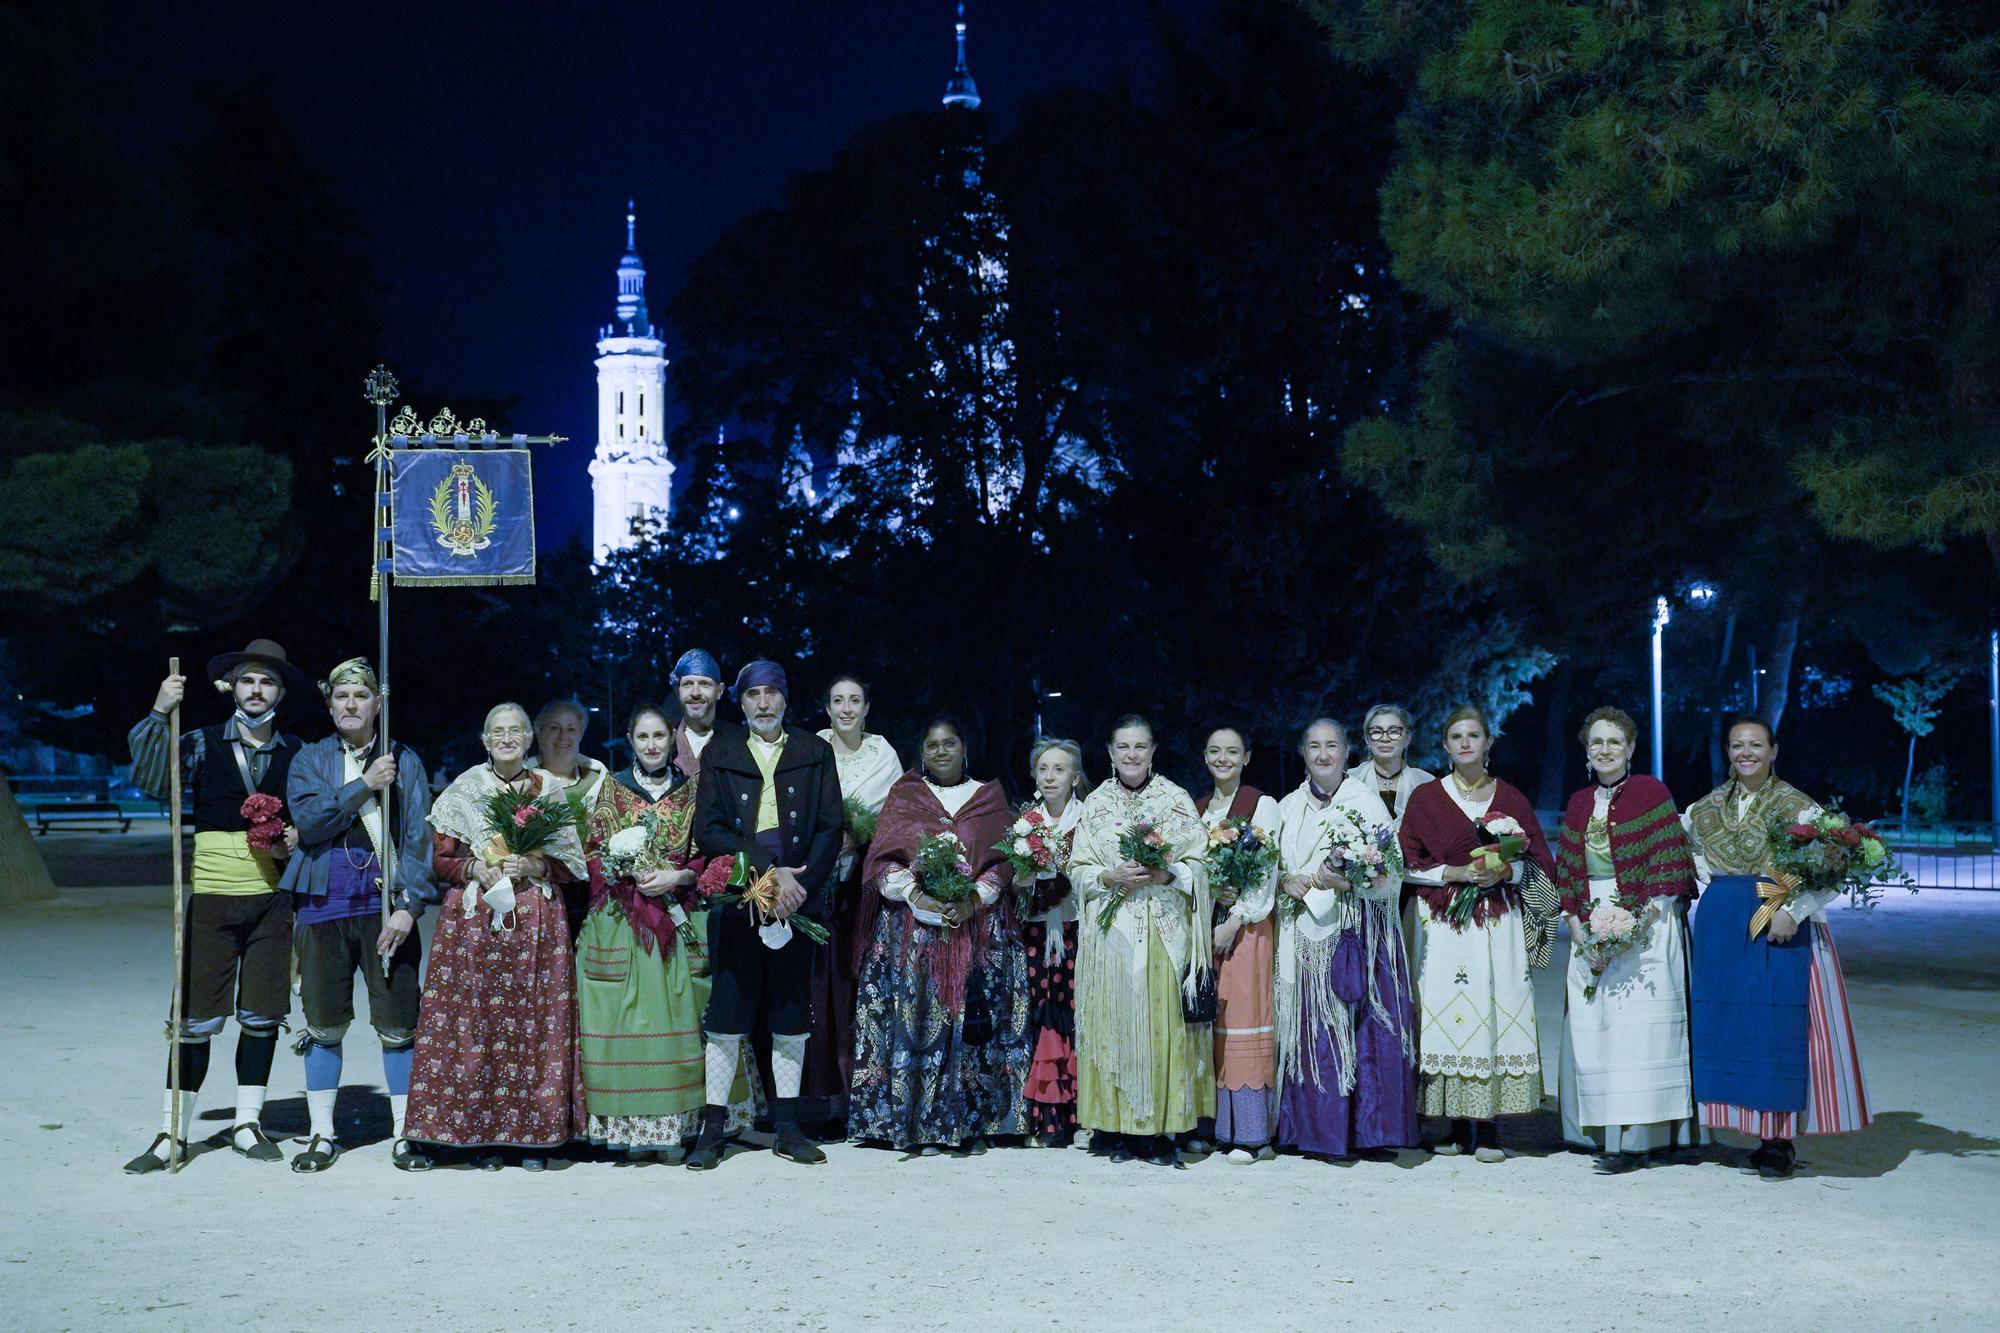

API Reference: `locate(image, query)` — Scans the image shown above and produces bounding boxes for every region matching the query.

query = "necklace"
[1449,767,1492,796]
[1372,763,1404,784]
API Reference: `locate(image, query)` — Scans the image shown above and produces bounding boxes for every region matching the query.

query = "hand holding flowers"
[1100,822,1171,930]
[1574,897,1651,1001]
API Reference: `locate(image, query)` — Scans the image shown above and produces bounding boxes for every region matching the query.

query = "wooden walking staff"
[166,655,187,1173]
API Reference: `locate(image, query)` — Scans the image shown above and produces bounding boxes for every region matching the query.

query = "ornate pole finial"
[363,365,399,406]
[627,198,637,250]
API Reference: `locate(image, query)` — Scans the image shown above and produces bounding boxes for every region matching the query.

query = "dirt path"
[4,841,1997,1330]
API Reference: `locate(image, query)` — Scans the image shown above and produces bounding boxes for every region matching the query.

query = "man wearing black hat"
[687,658,844,1168]
[123,639,308,1173]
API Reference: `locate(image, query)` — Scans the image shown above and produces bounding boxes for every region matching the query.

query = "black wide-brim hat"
[206,638,315,701]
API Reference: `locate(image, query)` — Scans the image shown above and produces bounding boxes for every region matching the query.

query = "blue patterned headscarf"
[730,658,788,701]
[669,648,721,687]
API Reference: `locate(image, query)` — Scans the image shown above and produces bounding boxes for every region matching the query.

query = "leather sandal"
[230,1122,284,1163]
[290,1134,342,1173]
[391,1138,434,1172]
[122,1134,185,1175]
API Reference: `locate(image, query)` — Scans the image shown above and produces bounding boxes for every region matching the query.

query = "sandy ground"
[3,832,1998,1331]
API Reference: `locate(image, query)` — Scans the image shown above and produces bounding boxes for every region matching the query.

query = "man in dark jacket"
[687,658,843,1168]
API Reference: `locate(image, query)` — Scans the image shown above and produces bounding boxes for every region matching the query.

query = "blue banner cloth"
[389,449,537,586]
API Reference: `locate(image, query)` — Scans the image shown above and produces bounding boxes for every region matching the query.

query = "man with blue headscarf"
[688,658,845,1168]
[669,647,723,777]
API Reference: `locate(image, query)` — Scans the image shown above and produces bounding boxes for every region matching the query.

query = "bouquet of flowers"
[916,830,980,920]
[1760,806,1911,934]
[598,809,671,882]
[844,796,879,848]
[1574,897,1652,1001]
[706,851,831,944]
[1100,822,1171,930]
[1469,815,1529,876]
[482,784,573,861]
[240,793,286,852]
[1322,808,1403,895]
[1205,818,1276,909]
[995,804,1066,883]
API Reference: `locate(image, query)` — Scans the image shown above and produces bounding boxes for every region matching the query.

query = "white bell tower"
[588,200,674,563]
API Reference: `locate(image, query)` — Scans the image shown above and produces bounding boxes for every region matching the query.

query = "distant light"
[1045,692,1063,699]
[1688,582,1718,604]
[588,706,601,713]
[727,506,741,520]
[1653,596,1671,631]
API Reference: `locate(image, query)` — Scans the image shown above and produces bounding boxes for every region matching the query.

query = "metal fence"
[1873,820,1999,891]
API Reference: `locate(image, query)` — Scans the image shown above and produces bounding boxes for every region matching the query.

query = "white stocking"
[704,1034,743,1106]
[770,1032,806,1101]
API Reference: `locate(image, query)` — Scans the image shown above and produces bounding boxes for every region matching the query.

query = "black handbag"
[1181,966,1218,1024]
[959,987,995,1046]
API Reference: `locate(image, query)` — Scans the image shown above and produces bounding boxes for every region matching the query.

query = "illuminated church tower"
[588,201,673,562]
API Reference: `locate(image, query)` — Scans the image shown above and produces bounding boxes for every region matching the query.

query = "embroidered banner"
[389,449,537,587]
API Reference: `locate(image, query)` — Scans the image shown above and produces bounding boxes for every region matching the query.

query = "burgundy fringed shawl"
[1399,777,1552,930]
[854,772,1016,1015]
[1554,776,1697,916]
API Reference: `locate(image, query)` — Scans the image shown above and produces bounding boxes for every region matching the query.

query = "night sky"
[88,0,1211,543]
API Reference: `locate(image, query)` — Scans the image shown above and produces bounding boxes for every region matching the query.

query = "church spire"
[942,2,980,110]
[613,198,651,335]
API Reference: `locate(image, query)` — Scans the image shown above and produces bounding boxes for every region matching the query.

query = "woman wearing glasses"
[1552,708,1702,1174]
[1349,705,1435,959]
[404,703,587,1168]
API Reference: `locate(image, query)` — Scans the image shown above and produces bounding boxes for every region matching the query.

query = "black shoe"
[290,1134,341,1173]
[1144,1137,1183,1168]
[520,1155,546,1172]
[1743,1139,1779,1174]
[685,1105,729,1171]
[473,1152,505,1171]
[1593,1152,1643,1176]
[1757,1139,1797,1180]
[230,1122,283,1163]
[1432,1118,1471,1156]
[122,1134,184,1175]
[1106,1135,1135,1164]
[391,1139,434,1172]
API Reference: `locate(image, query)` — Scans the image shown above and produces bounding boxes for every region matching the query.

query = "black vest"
[190,724,299,833]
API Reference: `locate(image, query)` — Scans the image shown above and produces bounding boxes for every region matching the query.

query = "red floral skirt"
[1022,919,1078,1138]
[405,881,578,1148]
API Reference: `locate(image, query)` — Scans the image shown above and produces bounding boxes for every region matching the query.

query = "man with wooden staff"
[123,639,307,1174]
[279,657,437,1172]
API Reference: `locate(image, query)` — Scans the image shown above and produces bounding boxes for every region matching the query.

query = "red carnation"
[241,793,286,851]
[1785,823,1819,842]
[1829,825,1864,848]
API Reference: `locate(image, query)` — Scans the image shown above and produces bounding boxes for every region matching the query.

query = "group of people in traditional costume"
[123,640,1871,1180]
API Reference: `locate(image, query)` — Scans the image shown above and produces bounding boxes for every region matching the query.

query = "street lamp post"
[1651,596,1670,781]
[1989,629,1999,831]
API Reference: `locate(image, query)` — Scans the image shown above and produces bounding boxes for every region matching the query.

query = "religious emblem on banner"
[430,462,497,557]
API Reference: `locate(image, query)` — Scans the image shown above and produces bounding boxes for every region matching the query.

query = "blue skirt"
[1689,875,1812,1113]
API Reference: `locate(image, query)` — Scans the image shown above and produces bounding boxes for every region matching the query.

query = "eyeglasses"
[1366,727,1407,740]
[488,727,529,740]
[1587,740,1627,751]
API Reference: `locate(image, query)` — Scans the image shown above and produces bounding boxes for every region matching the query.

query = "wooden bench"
[33,801,133,835]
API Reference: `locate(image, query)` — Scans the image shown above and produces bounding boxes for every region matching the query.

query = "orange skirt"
[1213,915,1276,1092]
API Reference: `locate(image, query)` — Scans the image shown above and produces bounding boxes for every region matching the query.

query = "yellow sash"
[1747,869,1801,939]
[191,830,280,896]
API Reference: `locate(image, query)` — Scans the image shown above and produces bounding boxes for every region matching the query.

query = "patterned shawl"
[1685,776,1816,878]
[582,767,703,955]
[1554,775,1698,915]
[428,763,587,880]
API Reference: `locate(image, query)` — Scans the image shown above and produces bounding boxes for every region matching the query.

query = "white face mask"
[465,877,517,930]
[758,919,794,951]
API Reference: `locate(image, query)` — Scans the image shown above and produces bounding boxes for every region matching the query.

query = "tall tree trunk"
[1759,606,1803,738]
[1901,735,1917,828]
[0,776,59,905]
[1536,658,1576,811]
[1709,609,1738,789]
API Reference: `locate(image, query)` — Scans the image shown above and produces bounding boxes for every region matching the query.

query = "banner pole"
[365,368,399,977]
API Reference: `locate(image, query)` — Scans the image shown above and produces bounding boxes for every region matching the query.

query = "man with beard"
[124,640,308,1173]
[686,659,844,1169]
[279,658,438,1173]
[669,648,723,777]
